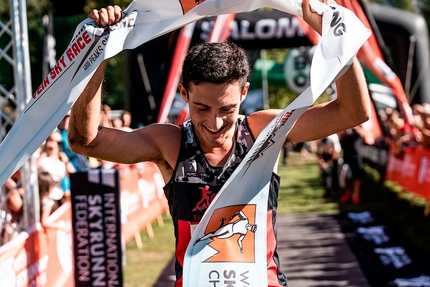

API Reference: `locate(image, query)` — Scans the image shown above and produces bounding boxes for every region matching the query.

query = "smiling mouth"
[204,125,226,134]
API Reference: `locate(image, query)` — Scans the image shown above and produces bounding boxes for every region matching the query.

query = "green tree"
[419,0,430,34]
[0,0,133,110]
[392,0,416,11]
[0,0,51,103]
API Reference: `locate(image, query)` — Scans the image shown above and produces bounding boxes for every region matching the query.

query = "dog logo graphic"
[193,204,257,262]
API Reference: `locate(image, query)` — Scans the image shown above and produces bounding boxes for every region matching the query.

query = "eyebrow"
[193,101,210,108]
[193,102,238,110]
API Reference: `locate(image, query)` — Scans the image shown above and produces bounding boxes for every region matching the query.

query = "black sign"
[70,169,123,287]
[191,10,313,49]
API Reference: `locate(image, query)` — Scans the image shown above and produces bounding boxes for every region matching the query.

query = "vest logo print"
[193,205,257,263]
[193,185,216,212]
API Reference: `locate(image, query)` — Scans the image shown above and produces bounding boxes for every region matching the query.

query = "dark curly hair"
[181,41,250,92]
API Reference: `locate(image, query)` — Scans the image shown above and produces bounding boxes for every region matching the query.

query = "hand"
[4,178,17,191]
[301,0,335,35]
[88,5,122,27]
[59,151,69,163]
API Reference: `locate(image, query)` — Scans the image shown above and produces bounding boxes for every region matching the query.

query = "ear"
[178,83,189,104]
[240,82,250,103]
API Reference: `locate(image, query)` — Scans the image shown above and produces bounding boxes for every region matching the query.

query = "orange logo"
[193,205,257,263]
[178,0,205,14]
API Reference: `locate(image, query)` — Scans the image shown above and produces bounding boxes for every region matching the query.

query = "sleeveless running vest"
[163,115,287,287]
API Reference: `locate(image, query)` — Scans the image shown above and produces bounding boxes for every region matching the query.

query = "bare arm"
[287,59,370,142]
[248,0,370,141]
[68,6,181,180]
[68,60,106,153]
[68,59,181,178]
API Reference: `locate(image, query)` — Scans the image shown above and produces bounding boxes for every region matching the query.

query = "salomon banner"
[192,10,313,49]
[183,3,371,286]
[70,169,123,287]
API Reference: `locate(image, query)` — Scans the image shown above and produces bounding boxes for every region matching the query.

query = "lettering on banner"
[71,171,123,287]
[82,41,107,71]
[32,31,92,99]
[77,13,137,76]
[418,156,430,185]
[401,153,416,179]
[245,110,294,168]
[330,8,347,36]
[207,269,251,286]
[387,153,402,174]
[31,12,137,100]
[231,17,304,41]
[198,16,304,42]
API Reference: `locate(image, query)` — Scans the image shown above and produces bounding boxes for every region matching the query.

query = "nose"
[207,114,224,132]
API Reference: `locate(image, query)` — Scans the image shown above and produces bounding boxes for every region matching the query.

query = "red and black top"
[163,115,287,287]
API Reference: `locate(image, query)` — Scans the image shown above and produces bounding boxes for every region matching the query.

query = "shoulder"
[135,123,182,170]
[137,123,182,147]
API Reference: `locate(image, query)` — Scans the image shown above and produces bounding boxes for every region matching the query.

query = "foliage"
[0,0,51,103]
[0,0,131,110]
[83,0,132,14]
[391,0,417,11]
[0,0,51,22]
[366,0,416,11]
[265,49,296,109]
[419,0,430,34]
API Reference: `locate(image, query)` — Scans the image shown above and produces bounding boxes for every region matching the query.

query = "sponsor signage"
[71,169,123,287]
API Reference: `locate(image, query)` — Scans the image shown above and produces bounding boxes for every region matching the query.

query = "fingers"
[322,0,336,5]
[301,0,323,35]
[88,5,122,27]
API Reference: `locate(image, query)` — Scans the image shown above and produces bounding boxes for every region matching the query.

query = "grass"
[123,213,175,287]
[276,151,339,214]
[123,150,430,286]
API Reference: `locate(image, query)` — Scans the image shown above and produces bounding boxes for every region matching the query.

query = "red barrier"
[120,162,168,243]
[385,145,430,199]
[0,202,73,287]
[0,163,168,286]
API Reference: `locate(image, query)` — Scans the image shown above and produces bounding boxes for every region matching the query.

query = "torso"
[163,115,287,287]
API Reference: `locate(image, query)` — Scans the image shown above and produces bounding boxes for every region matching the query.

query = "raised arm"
[248,0,370,142]
[68,60,106,152]
[68,5,121,151]
[68,7,181,181]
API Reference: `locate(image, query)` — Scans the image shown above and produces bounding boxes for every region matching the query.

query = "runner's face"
[180,81,249,150]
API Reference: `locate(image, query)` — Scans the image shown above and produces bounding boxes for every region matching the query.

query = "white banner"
[0,0,305,187]
[183,3,371,287]
[0,1,370,284]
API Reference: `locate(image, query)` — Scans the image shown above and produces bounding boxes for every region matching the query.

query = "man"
[316,133,341,198]
[69,1,370,286]
[56,113,89,172]
[339,125,366,204]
